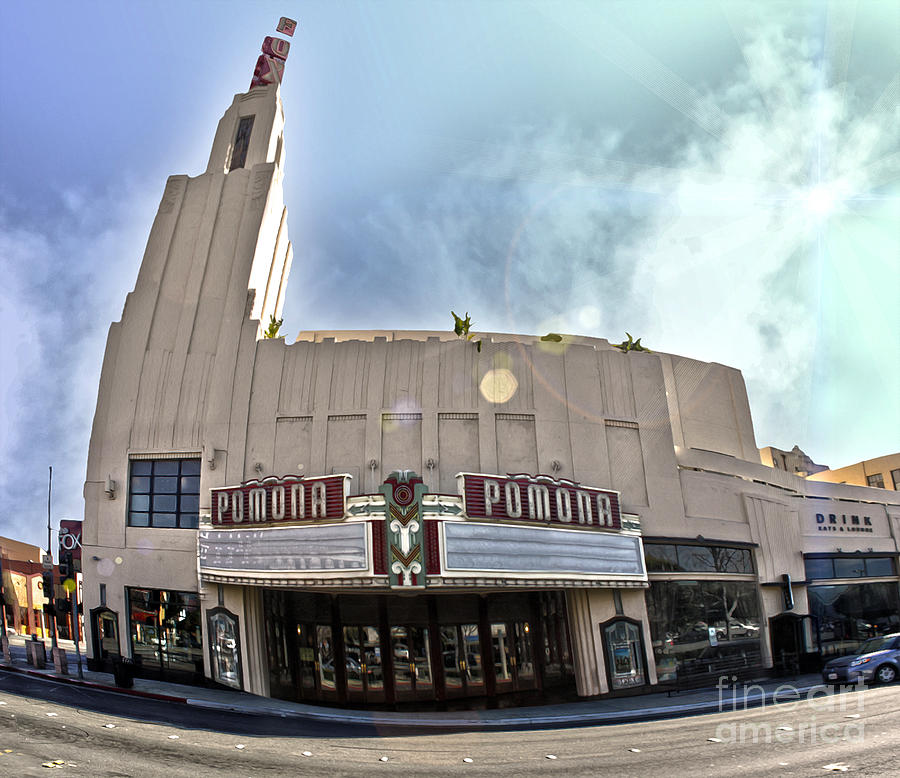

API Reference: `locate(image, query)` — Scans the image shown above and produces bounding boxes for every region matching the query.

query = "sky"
[1,1,898,551]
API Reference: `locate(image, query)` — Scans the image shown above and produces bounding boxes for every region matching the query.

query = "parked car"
[822,633,900,685]
[716,621,760,640]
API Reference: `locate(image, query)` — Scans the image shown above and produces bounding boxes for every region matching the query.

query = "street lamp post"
[47,467,58,652]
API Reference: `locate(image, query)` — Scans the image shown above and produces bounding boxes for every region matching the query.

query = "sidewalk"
[0,635,827,730]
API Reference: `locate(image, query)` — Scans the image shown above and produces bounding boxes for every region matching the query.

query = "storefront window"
[804,557,896,580]
[808,581,900,658]
[646,580,762,681]
[128,588,202,679]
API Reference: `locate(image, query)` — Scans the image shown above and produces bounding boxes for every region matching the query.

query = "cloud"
[0,182,160,547]
[324,20,898,465]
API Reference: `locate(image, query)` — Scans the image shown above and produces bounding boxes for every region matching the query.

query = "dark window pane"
[230,115,255,170]
[805,558,833,579]
[153,494,177,512]
[180,514,199,529]
[131,476,151,493]
[130,458,202,530]
[865,558,895,577]
[677,545,715,572]
[180,476,200,494]
[713,547,754,574]
[645,545,681,572]
[154,461,179,476]
[892,469,900,490]
[866,473,884,488]
[154,476,178,493]
[834,558,866,578]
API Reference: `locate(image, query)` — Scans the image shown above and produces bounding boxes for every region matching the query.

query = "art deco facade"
[81,78,900,708]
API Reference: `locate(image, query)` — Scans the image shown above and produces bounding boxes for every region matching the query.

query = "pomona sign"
[459,473,621,530]
[211,474,348,526]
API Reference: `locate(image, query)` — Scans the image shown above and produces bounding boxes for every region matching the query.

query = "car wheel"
[874,664,898,684]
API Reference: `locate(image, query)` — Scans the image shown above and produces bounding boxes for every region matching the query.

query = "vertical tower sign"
[251,17,298,89]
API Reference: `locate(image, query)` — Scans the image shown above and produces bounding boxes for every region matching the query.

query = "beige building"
[80,71,900,707]
[807,454,900,491]
[759,445,828,477]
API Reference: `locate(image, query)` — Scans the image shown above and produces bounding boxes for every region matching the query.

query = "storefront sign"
[200,523,367,572]
[815,512,874,533]
[443,523,644,577]
[58,519,82,560]
[459,473,621,530]
[211,474,348,526]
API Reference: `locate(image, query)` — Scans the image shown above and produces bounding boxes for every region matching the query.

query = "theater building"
[80,60,900,708]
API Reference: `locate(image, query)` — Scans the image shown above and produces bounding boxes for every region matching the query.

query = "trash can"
[112,657,135,688]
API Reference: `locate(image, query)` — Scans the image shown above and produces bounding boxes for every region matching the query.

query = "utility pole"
[47,466,58,651]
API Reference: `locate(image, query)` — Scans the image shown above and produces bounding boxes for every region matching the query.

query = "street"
[1,675,899,776]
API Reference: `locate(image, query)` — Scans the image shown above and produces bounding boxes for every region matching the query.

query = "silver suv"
[822,633,900,685]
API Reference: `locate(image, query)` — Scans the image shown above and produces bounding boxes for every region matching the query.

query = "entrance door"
[343,625,385,704]
[770,614,808,675]
[440,624,485,699]
[390,625,434,703]
[491,621,537,693]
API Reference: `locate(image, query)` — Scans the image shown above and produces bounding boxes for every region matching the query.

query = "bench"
[664,654,760,696]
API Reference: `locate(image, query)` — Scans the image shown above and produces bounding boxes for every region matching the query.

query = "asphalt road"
[1,674,899,777]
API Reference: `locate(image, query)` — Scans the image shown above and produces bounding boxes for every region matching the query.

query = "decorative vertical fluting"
[380,471,429,589]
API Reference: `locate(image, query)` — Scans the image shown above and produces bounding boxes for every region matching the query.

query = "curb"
[1,661,827,730]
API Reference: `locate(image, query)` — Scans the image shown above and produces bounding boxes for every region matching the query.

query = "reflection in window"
[127,588,202,677]
[646,580,762,681]
[809,581,900,657]
[645,543,754,574]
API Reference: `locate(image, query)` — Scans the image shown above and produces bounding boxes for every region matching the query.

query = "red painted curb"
[0,663,189,704]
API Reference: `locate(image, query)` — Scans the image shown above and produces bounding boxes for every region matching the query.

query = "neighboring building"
[806,454,900,492]
[0,537,47,636]
[80,49,900,707]
[759,445,828,477]
[0,536,78,639]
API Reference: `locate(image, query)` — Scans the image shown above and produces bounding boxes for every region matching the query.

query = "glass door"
[391,625,434,703]
[295,623,317,699]
[491,621,537,692]
[513,621,536,689]
[440,623,484,699]
[491,623,514,692]
[343,625,385,704]
[316,624,338,700]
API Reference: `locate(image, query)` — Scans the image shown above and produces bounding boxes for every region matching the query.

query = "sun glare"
[804,184,839,216]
